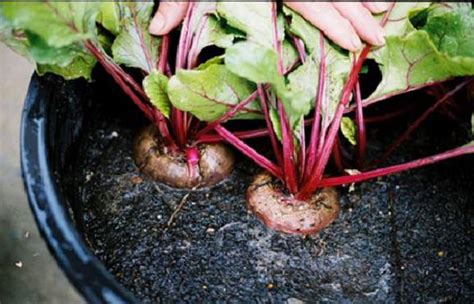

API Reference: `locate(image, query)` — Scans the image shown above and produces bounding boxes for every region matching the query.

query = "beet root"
[133,125,234,188]
[247,172,340,235]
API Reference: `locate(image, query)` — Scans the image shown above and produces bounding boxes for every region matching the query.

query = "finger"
[285,2,362,52]
[362,2,391,14]
[333,2,385,46]
[149,1,189,35]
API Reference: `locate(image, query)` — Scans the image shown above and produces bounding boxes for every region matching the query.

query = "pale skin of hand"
[149,1,391,52]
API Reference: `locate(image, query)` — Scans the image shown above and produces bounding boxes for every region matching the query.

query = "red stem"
[176,2,194,70]
[215,125,283,179]
[278,100,299,193]
[197,128,270,143]
[86,42,176,149]
[271,1,284,75]
[101,53,147,100]
[354,80,367,166]
[345,79,456,114]
[304,33,326,182]
[86,42,152,120]
[299,118,306,180]
[320,144,474,187]
[257,85,283,167]
[372,78,472,167]
[299,47,370,198]
[298,5,395,199]
[187,12,211,69]
[158,35,170,73]
[172,3,197,147]
[292,36,307,63]
[332,136,344,172]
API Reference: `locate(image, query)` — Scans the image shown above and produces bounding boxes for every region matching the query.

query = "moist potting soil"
[75,94,473,303]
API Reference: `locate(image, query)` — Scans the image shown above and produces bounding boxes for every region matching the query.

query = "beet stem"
[292,36,307,63]
[332,136,344,172]
[197,128,271,143]
[256,85,284,167]
[85,41,176,148]
[320,144,474,187]
[278,100,299,193]
[373,78,472,167]
[298,4,395,199]
[215,125,283,179]
[345,79,457,114]
[271,1,284,75]
[158,35,170,74]
[304,32,326,182]
[354,80,367,167]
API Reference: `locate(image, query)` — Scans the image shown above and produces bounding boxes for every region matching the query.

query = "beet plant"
[182,2,474,234]
[0,1,262,188]
[1,2,473,235]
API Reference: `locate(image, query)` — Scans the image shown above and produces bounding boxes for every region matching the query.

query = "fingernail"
[149,12,166,35]
[374,28,386,46]
[351,36,362,51]
[373,2,391,13]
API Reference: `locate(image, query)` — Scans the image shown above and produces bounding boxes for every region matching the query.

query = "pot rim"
[20,74,137,303]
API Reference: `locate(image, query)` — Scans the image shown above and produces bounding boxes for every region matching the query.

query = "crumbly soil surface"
[73,79,473,303]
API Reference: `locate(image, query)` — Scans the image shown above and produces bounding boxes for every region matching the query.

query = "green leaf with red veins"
[111,1,160,74]
[225,41,285,91]
[420,4,474,58]
[0,1,100,80]
[381,2,431,36]
[367,4,474,103]
[0,13,30,58]
[168,64,262,122]
[143,71,171,119]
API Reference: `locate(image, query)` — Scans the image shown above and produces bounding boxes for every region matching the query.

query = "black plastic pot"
[21,74,137,303]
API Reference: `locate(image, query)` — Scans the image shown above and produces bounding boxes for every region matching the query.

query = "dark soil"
[69,76,474,303]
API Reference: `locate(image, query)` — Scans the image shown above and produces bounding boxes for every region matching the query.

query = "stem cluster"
[86,3,473,197]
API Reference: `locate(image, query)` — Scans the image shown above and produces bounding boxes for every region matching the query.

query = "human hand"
[149,1,391,52]
[149,1,189,37]
[284,2,391,51]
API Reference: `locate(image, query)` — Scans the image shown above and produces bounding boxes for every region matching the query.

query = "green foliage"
[368,3,474,101]
[341,117,357,146]
[98,2,121,36]
[282,7,351,132]
[143,71,171,118]
[0,1,473,135]
[168,64,262,122]
[0,1,100,79]
[111,1,160,73]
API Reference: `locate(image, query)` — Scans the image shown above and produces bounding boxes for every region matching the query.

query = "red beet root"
[247,172,340,235]
[134,125,234,188]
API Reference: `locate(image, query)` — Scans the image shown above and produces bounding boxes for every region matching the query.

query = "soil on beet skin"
[69,77,473,303]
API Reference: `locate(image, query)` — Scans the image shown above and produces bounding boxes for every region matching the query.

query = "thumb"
[149,1,189,35]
